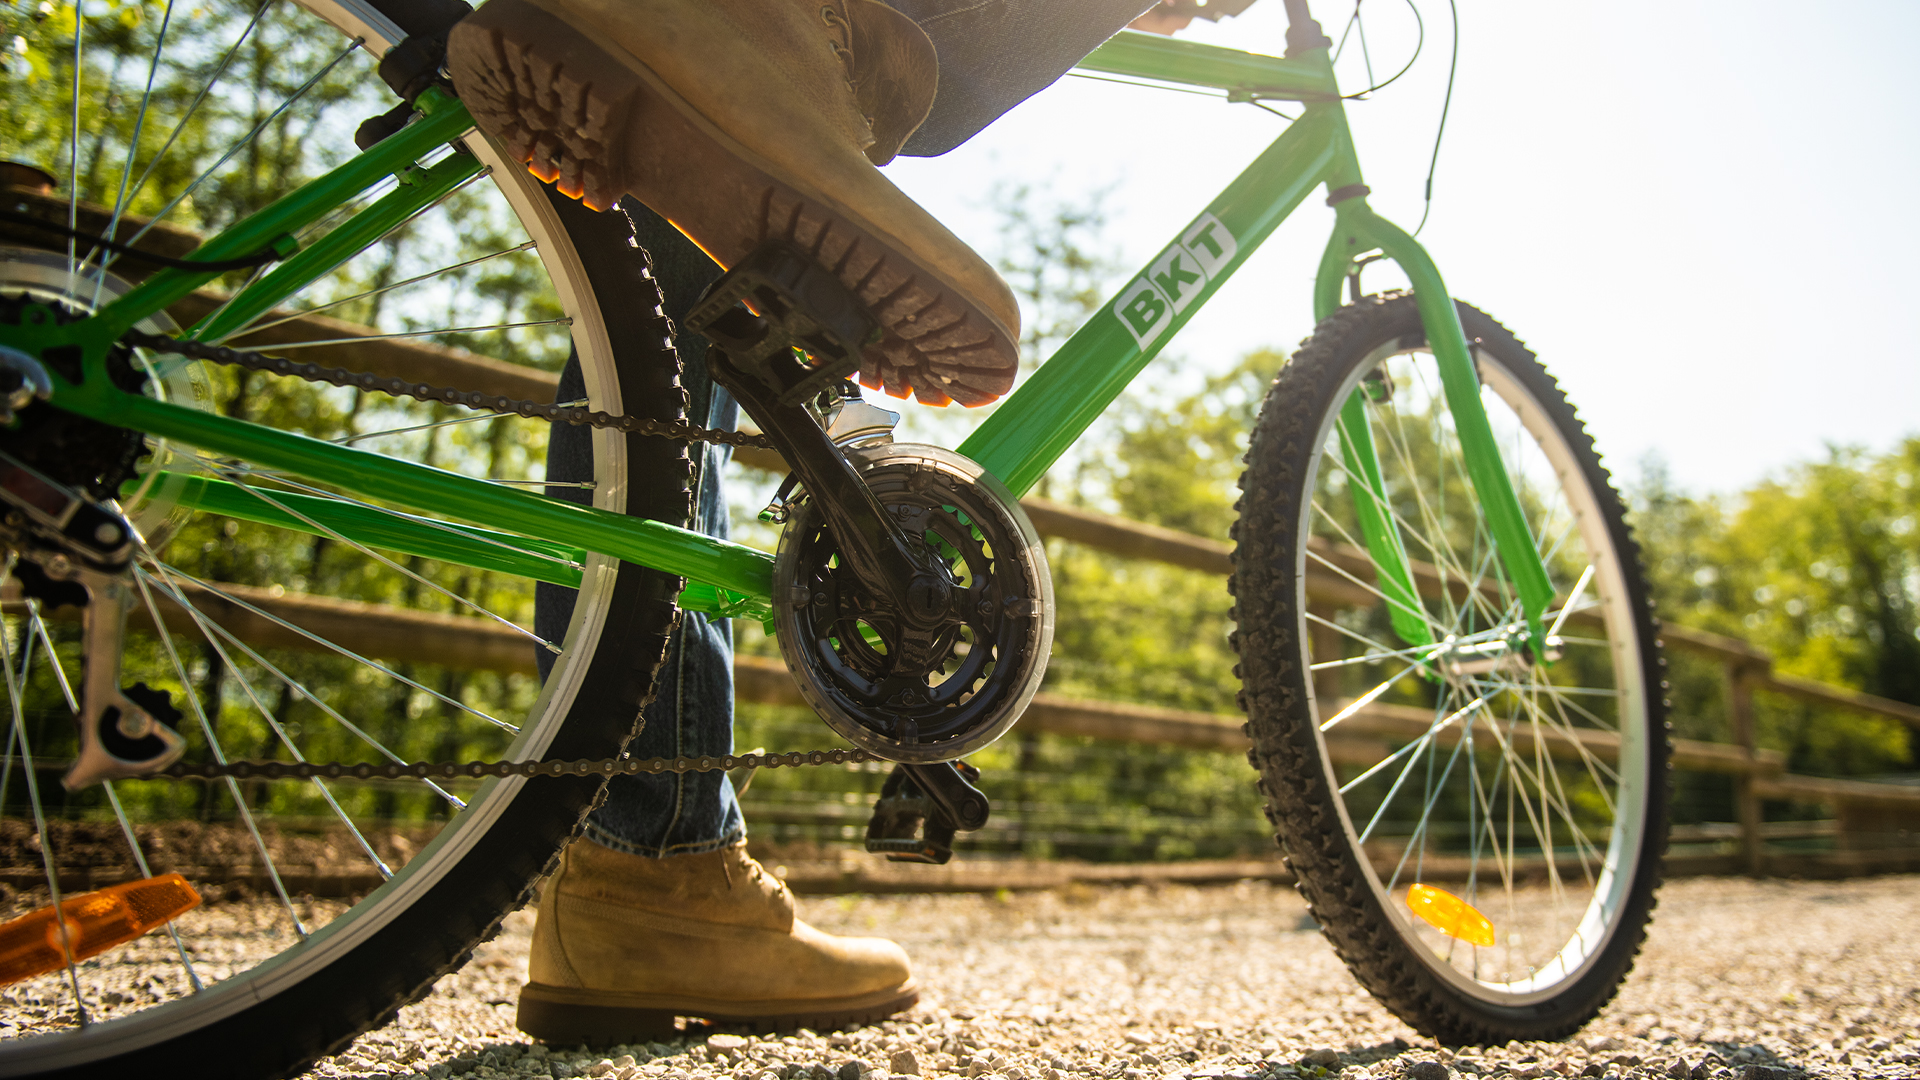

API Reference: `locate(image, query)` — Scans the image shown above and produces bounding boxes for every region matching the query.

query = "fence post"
[1727,661,1764,876]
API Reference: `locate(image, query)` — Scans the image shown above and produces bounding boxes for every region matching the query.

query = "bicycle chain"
[121,330,775,451]
[118,334,839,782]
[162,747,881,782]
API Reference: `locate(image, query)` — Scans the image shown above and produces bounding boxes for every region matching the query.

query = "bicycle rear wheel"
[0,0,692,1072]
[1232,292,1669,1043]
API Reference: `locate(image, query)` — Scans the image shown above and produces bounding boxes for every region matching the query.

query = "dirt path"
[296,873,1919,1080]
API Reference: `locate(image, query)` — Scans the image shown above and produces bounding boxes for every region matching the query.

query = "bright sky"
[876,0,1920,498]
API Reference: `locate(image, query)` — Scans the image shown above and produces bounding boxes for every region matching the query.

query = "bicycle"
[0,0,1669,1072]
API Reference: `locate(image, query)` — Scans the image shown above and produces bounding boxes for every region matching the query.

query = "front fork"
[1313,197,1555,660]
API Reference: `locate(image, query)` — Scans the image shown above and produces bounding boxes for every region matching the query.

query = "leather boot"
[516,840,917,1042]
[448,0,1021,407]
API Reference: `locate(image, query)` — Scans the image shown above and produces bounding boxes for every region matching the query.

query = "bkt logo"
[1112,214,1238,349]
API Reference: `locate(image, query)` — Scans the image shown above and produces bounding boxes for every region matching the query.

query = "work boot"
[516,840,917,1042]
[448,0,1022,406]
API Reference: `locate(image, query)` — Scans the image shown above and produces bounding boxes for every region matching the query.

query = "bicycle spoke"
[66,0,85,280]
[189,460,561,657]
[249,318,571,351]
[197,459,583,576]
[99,0,281,267]
[139,561,519,734]
[0,612,90,1026]
[240,241,539,334]
[336,408,515,446]
[128,574,311,939]
[186,618,394,879]
[211,166,500,346]
[140,570,466,810]
[1343,686,1495,804]
[86,0,178,304]
[1385,722,1472,893]
[112,36,361,260]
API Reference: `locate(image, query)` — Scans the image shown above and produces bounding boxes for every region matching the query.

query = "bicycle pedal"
[685,240,881,407]
[864,761,986,865]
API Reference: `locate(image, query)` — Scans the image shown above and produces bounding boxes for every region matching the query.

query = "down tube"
[959,106,1342,498]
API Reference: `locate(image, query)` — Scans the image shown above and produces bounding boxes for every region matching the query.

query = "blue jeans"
[544,1,1150,857]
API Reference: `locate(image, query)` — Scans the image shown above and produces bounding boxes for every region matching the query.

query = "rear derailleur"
[0,441,185,789]
[687,241,1056,864]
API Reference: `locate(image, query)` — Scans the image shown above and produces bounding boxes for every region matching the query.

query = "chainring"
[771,442,1053,763]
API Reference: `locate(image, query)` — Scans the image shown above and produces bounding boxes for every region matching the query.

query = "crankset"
[689,241,1054,766]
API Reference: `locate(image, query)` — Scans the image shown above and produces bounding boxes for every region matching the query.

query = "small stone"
[1126,1034,1156,1048]
[1608,1057,1641,1069]
[1665,1059,1690,1079]
[1404,1063,1449,1080]
[892,1050,922,1076]
[550,1064,577,1080]
[969,1063,994,1079]
[1737,1069,1794,1080]
[711,1036,749,1052]
[811,1066,838,1080]
[1585,1038,1623,1055]
[1299,1051,1340,1069]
[840,1062,864,1080]
[1580,1066,1604,1079]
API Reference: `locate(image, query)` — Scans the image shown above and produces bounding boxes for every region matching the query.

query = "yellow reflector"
[0,873,202,986]
[1406,883,1495,947]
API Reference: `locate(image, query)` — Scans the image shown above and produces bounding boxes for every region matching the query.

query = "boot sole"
[515,980,920,1043]
[445,0,1017,406]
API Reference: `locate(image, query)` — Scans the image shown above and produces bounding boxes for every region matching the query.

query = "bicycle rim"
[0,0,680,1068]
[1238,294,1667,1037]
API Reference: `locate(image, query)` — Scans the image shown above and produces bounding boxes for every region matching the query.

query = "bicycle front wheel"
[0,0,693,1072]
[1232,292,1670,1043]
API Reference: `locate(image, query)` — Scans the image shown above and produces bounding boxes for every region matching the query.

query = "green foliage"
[1,0,573,837]
[1629,444,1920,781]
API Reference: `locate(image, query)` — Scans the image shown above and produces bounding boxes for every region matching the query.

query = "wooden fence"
[4,183,1916,882]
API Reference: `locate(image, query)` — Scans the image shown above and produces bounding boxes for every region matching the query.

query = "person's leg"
[573,201,744,859]
[889,0,1159,158]
[449,0,1024,408]
[520,204,914,1045]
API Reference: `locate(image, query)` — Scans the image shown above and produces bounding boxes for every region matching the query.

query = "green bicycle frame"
[15,34,1553,648]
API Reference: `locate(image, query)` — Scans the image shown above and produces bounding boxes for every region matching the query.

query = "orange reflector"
[1406,883,1495,947]
[0,873,201,986]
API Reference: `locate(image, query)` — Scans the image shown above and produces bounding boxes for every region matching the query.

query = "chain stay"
[122,331,773,451]
[115,334,826,782]
[163,748,878,782]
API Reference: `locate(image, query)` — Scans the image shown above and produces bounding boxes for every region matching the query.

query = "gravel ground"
[297,873,1920,1080]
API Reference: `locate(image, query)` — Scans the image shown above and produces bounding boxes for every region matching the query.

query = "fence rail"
[2,204,1912,879]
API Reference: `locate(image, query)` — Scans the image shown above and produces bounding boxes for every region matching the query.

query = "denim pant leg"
[537,201,742,858]
[891,0,1158,157]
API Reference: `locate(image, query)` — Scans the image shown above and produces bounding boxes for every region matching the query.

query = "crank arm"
[903,760,989,832]
[695,241,960,673]
[710,347,924,593]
